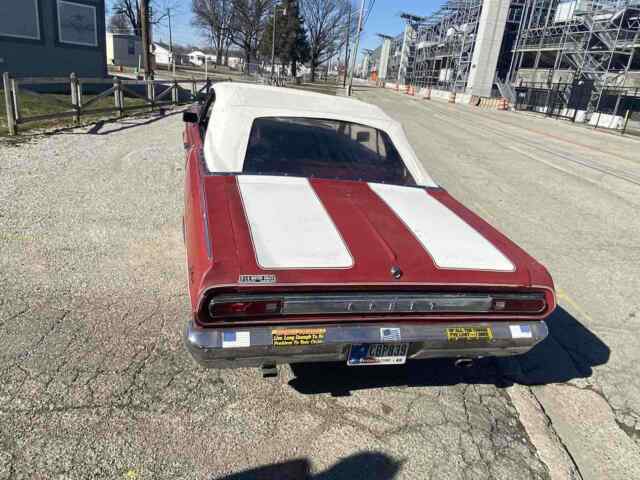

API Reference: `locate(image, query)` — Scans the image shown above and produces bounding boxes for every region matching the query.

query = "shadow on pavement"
[47,109,183,137]
[84,109,182,135]
[288,307,610,396]
[211,452,402,480]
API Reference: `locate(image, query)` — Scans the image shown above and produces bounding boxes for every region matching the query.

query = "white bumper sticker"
[222,331,251,348]
[509,325,533,339]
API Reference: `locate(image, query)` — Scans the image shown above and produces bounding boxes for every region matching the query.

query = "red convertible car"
[182,82,555,372]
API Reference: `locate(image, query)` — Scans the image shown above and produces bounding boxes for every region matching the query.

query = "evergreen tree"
[261,0,310,77]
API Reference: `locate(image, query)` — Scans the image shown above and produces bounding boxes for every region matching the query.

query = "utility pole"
[347,0,365,96]
[140,0,153,79]
[168,7,175,76]
[343,2,352,88]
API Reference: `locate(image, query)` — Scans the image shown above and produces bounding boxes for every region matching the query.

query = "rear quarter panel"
[183,121,211,313]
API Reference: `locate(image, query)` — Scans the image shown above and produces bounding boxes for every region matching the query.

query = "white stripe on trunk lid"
[238,175,353,269]
[369,183,514,271]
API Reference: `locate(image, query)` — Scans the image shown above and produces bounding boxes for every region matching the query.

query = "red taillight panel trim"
[491,297,546,314]
[209,299,282,319]
[196,290,554,327]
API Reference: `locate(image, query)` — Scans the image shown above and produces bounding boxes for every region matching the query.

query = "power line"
[363,0,376,27]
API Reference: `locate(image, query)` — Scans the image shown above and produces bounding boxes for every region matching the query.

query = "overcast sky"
[106,0,440,57]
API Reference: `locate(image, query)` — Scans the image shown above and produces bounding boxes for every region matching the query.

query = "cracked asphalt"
[1,88,639,479]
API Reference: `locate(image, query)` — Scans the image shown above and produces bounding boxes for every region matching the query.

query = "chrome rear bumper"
[184,320,548,369]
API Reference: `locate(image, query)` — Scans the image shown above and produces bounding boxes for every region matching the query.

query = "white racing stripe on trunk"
[369,183,514,271]
[238,176,353,269]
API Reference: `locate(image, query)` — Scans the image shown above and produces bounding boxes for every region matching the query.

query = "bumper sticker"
[509,325,533,339]
[272,328,326,347]
[222,331,251,348]
[380,327,401,342]
[446,326,493,342]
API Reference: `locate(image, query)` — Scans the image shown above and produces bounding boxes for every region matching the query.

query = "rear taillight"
[491,297,546,313]
[209,299,282,319]
[204,292,547,323]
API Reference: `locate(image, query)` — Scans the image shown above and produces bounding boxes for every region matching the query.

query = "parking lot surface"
[1,88,639,479]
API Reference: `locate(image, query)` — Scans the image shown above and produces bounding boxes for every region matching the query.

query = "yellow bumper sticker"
[272,328,326,346]
[446,326,493,342]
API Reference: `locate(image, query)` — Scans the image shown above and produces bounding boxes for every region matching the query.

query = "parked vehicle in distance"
[182,82,556,371]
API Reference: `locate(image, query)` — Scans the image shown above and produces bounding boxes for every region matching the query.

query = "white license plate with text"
[347,343,409,366]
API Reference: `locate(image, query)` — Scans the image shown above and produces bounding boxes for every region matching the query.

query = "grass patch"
[1,88,149,137]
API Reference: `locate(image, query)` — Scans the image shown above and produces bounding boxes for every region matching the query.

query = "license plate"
[348,343,409,366]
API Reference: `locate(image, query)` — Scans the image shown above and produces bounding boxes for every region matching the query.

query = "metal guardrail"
[2,72,220,136]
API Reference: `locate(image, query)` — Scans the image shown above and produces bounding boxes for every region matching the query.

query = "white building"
[152,42,173,65]
[226,56,242,69]
[106,33,142,68]
[188,50,208,66]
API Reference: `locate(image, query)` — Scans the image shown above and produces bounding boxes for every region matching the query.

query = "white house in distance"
[152,42,173,66]
[188,50,210,66]
[106,33,142,68]
[187,50,243,69]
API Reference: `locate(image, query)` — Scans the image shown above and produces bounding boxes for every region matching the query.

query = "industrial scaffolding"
[385,34,406,83]
[368,0,640,118]
[509,0,640,116]
[411,0,484,91]
[391,0,524,92]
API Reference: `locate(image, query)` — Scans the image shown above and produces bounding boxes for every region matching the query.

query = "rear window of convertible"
[242,117,416,186]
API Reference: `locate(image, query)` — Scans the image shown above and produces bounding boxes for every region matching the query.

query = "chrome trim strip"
[199,152,213,259]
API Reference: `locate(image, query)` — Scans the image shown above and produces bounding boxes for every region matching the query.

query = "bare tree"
[191,0,234,65]
[111,0,171,36]
[228,0,275,67]
[301,0,354,81]
[108,13,133,34]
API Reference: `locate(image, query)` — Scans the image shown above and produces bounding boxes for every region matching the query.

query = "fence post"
[172,80,178,104]
[3,72,17,135]
[76,79,83,111]
[70,73,80,124]
[149,80,156,110]
[145,78,151,107]
[10,78,21,124]
[191,77,197,100]
[119,79,125,116]
[113,77,123,117]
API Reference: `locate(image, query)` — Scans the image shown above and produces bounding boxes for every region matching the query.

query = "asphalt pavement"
[1,88,638,479]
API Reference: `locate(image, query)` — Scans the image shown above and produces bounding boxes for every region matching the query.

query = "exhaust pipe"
[454,358,474,368]
[261,363,278,378]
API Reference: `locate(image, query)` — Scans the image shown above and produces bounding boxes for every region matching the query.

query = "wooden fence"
[2,72,219,136]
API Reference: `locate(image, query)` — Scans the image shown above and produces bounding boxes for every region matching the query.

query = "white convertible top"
[203,82,436,187]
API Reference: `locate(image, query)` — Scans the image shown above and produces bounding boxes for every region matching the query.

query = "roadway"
[0,87,638,479]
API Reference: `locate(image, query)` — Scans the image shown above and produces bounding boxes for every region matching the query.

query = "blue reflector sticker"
[222,331,251,348]
[509,325,533,339]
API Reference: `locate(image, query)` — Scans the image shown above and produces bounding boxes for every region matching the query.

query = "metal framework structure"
[510,0,640,115]
[411,0,485,91]
[385,33,406,82]
[366,0,640,117]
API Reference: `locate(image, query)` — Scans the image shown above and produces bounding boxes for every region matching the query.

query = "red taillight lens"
[491,298,545,313]
[210,299,282,319]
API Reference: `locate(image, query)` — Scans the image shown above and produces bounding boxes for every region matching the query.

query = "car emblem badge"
[238,274,276,284]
